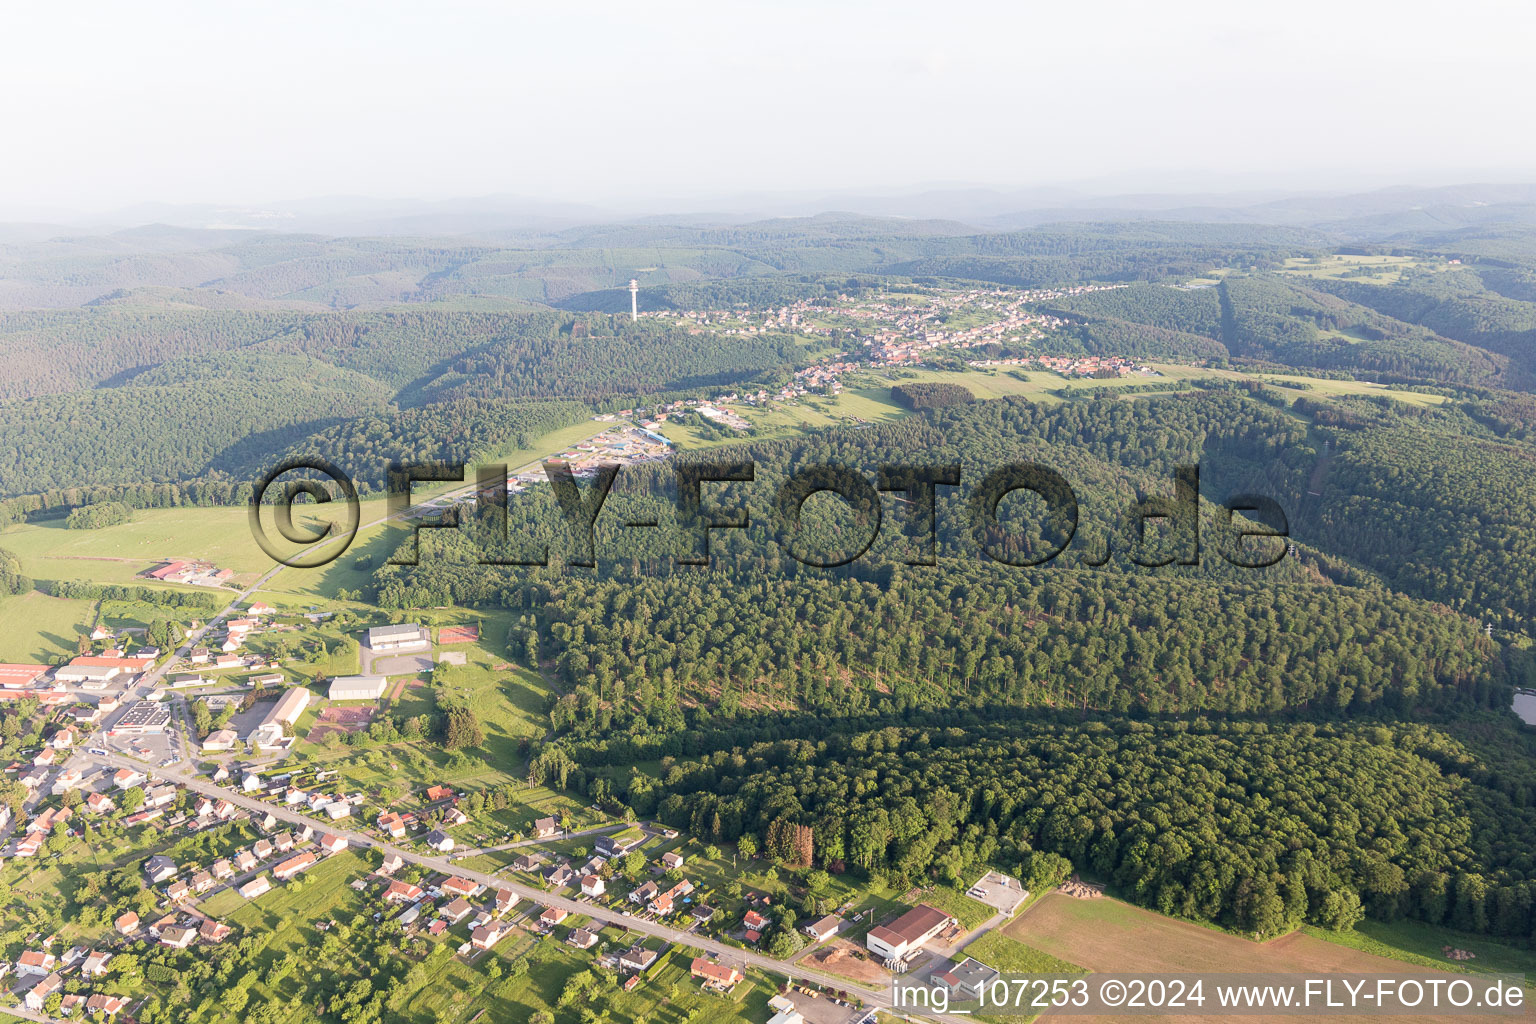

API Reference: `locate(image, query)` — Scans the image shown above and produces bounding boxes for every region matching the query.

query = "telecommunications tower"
[629,279,639,322]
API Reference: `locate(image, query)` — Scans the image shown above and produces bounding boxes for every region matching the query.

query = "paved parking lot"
[966,870,1028,915]
[362,651,434,676]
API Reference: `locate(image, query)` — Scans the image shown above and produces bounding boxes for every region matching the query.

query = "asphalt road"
[85,750,968,1021]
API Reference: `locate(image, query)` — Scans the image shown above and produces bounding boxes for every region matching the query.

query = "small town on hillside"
[415,283,1158,505]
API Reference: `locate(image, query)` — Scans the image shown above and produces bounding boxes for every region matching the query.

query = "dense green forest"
[372,392,1515,736]
[14,208,1536,947]
[64,500,134,529]
[598,714,1536,940]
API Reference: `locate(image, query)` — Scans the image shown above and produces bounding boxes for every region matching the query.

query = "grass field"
[655,364,1227,450]
[1009,894,1527,1024]
[0,588,96,661]
[959,930,1086,1024]
[1310,918,1536,984]
[1277,254,1449,284]
[657,388,908,448]
[2,505,276,586]
[1257,373,1450,408]
[908,883,998,932]
[963,928,1084,974]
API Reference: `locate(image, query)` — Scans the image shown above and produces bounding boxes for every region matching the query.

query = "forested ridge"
[604,715,1536,940]
[14,210,1536,947]
[373,392,1517,736]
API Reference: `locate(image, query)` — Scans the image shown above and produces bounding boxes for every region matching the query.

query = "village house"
[581,874,605,897]
[539,906,568,928]
[385,880,424,903]
[471,920,510,951]
[160,924,197,949]
[200,920,233,944]
[145,855,177,883]
[567,927,598,950]
[16,950,56,977]
[690,958,743,991]
[81,949,112,977]
[85,994,126,1016]
[24,972,62,1011]
[803,914,843,942]
[112,767,147,790]
[620,946,659,973]
[596,831,644,859]
[201,728,237,752]
[441,897,473,924]
[441,876,478,898]
[532,816,558,838]
[239,875,271,899]
[272,851,316,881]
[29,806,74,834]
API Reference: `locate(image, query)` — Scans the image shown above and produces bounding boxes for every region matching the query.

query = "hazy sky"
[4,0,1534,216]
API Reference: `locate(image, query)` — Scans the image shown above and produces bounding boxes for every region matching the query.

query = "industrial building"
[114,700,172,734]
[327,675,388,701]
[864,904,956,964]
[247,687,311,748]
[365,623,430,652]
